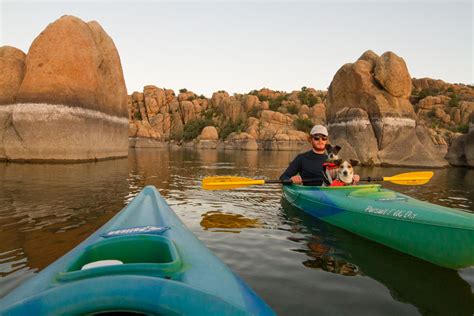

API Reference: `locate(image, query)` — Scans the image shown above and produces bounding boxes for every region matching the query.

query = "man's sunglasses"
[312,135,328,141]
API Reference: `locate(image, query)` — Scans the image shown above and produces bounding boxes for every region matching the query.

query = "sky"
[1,1,473,97]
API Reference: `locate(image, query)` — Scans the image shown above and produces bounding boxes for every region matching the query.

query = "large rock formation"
[408,78,474,163]
[0,15,128,161]
[327,50,448,167]
[129,86,324,150]
[0,46,26,104]
[446,113,474,167]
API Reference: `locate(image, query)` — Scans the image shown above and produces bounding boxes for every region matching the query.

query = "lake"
[1,148,473,315]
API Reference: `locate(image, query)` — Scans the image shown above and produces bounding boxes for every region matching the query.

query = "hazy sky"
[1,1,472,96]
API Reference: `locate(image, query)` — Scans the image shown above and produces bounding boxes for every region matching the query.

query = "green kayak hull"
[1,186,275,315]
[283,184,474,269]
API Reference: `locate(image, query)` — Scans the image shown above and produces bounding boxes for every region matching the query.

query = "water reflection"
[200,211,261,233]
[1,148,473,315]
[281,198,474,315]
[0,159,129,297]
[302,236,359,276]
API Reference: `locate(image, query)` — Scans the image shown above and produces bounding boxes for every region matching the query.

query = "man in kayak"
[279,124,359,186]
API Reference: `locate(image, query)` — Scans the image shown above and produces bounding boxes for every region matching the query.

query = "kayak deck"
[1,186,275,315]
[283,184,474,269]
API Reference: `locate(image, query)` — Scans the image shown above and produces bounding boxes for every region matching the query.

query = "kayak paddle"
[202,171,433,190]
[360,171,434,185]
[202,176,291,190]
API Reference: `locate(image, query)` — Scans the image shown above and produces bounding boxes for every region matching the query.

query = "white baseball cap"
[310,125,328,136]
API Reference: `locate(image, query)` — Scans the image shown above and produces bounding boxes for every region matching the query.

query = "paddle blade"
[383,171,434,185]
[202,176,265,190]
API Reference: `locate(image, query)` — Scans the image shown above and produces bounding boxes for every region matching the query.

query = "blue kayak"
[1,186,274,315]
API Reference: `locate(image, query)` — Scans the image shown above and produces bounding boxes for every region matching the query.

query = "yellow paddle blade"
[383,171,434,185]
[202,176,265,190]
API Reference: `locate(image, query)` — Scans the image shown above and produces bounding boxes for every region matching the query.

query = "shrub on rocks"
[183,118,212,141]
[220,119,245,140]
[269,94,287,111]
[293,117,313,133]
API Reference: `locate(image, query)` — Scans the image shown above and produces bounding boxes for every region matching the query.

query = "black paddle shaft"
[266,177,384,185]
[265,179,292,184]
[360,177,383,182]
[265,179,322,185]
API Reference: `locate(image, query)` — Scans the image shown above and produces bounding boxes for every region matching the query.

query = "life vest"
[322,162,339,185]
[330,179,347,186]
[322,162,338,171]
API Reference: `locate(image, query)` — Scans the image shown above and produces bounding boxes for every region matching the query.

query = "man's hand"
[353,174,360,185]
[290,175,303,184]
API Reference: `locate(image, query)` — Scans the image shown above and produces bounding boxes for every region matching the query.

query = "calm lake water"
[1,148,473,315]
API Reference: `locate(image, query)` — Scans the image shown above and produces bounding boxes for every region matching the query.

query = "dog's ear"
[325,144,333,151]
[350,159,359,167]
[334,145,342,154]
[334,159,342,166]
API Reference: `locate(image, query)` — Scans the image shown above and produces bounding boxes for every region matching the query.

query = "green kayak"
[282,184,474,269]
[1,186,275,315]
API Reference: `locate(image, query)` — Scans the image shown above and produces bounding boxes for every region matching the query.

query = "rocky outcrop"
[412,78,474,98]
[445,133,467,166]
[194,126,219,149]
[0,46,26,104]
[374,52,412,98]
[129,86,326,150]
[328,108,379,165]
[446,113,474,167]
[17,16,127,116]
[467,126,474,167]
[410,78,474,166]
[327,50,448,167]
[224,132,259,151]
[0,15,128,161]
[415,96,473,129]
[200,126,218,140]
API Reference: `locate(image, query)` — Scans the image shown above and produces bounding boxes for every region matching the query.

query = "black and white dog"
[326,144,341,161]
[323,144,341,186]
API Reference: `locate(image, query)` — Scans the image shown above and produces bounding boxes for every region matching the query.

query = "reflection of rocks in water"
[303,254,359,276]
[308,239,333,255]
[0,158,129,282]
[200,211,261,233]
[288,235,360,276]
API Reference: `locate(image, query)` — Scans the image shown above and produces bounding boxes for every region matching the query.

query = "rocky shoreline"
[129,137,311,152]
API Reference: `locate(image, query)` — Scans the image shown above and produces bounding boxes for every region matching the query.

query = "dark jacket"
[279,150,328,186]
